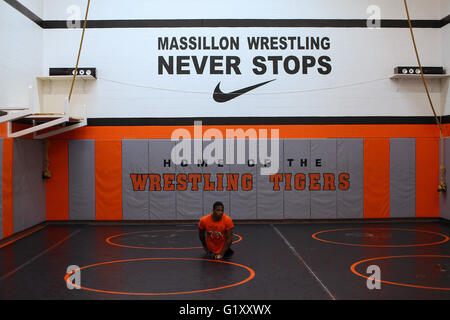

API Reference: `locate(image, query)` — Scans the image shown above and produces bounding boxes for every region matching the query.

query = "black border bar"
[4,0,43,27]
[43,18,447,29]
[442,14,450,27]
[87,116,450,126]
[4,0,450,29]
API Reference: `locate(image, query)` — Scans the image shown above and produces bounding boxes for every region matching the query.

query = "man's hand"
[214,229,233,260]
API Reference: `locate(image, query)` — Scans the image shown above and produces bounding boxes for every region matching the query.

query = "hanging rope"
[68,0,91,102]
[44,1,90,180]
[42,140,51,179]
[403,0,446,192]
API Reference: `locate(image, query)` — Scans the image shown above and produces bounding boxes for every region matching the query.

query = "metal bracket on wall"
[33,103,88,139]
[6,97,87,139]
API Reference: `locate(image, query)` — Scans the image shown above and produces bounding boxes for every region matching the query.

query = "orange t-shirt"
[198,213,234,254]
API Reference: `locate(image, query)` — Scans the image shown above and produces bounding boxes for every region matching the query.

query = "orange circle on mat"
[351,255,450,291]
[106,229,242,250]
[312,228,449,247]
[64,258,255,296]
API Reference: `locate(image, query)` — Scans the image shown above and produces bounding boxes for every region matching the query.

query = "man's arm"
[217,228,233,259]
[198,228,210,253]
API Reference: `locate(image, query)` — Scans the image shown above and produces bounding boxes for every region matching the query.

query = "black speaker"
[49,67,96,78]
[394,66,444,75]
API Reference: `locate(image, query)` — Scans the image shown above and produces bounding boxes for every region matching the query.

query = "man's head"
[212,201,224,220]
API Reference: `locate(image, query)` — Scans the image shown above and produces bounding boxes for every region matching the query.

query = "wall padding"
[55,137,444,221]
[46,140,68,221]
[149,140,177,220]
[440,138,450,220]
[310,139,337,219]
[202,140,230,218]
[2,138,13,238]
[68,140,95,220]
[12,139,46,233]
[95,140,122,220]
[416,138,440,217]
[122,139,149,220]
[0,138,3,239]
[283,140,311,219]
[337,139,364,219]
[389,138,416,218]
[363,138,390,219]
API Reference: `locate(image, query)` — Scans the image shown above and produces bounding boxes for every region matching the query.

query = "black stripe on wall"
[4,0,43,27]
[43,18,446,29]
[87,116,450,126]
[442,14,450,27]
[4,0,450,29]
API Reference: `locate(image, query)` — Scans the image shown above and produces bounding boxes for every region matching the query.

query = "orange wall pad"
[46,140,69,220]
[363,138,390,219]
[415,138,439,217]
[2,138,14,237]
[95,140,122,220]
[51,124,440,140]
[443,124,450,137]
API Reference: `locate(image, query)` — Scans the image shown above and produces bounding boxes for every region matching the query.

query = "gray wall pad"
[440,138,450,220]
[201,170,230,218]
[283,140,311,219]
[122,140,149,220]
[310,139,337,219]
[227,139,256,219]
[13,139,46,233]
[69,140,95,220]
[337,139,364,219]
[175,140,203,220]
[202,139,230,218]
[149,140,176,220]
[118,138,371,221]
[257,139,283,219]
[390,138,416,218]
[0,139,3,239]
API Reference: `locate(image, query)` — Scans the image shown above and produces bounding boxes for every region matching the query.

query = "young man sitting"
[198,201,234,260]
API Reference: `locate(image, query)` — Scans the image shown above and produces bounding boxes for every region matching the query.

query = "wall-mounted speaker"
[394,66,444,75]
[49,67,96,78]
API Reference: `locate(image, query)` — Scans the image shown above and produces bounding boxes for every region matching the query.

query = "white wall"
[42,27,444,118]
[41,0,446,118]
[441,0,450,18]
[0,1,43,109]
[19,0,43,17]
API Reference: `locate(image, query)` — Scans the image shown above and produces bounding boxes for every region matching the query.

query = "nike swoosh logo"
[213,79,276,103]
